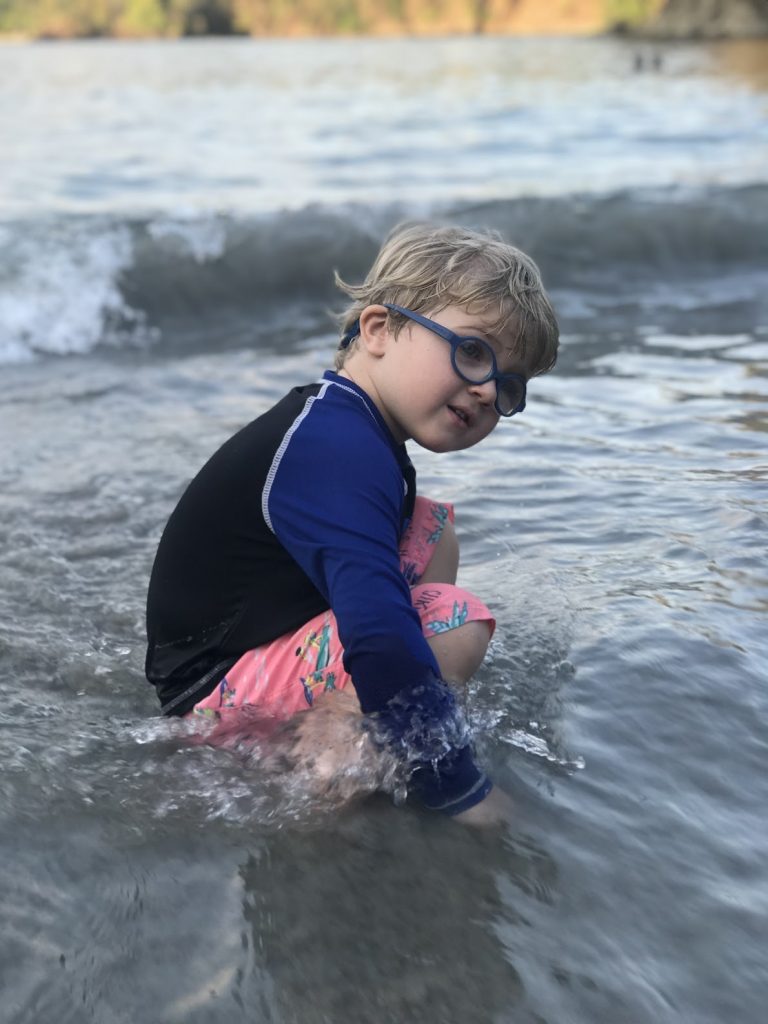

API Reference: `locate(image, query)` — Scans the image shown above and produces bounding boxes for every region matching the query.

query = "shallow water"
[1,34,767,1024]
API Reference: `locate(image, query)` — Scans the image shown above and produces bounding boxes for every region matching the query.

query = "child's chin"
[417,437,471,454]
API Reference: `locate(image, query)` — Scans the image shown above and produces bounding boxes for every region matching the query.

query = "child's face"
[363,304,528,453]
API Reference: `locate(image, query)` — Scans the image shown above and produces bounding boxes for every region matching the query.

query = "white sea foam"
[500,727,585,771]
[644,332,755,351]
[0,222,153,364]
[147,215,227,262]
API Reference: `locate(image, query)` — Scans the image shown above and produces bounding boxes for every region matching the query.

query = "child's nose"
[468,378,497,406]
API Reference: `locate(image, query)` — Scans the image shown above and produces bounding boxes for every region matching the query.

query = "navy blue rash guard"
[145,371,492,814]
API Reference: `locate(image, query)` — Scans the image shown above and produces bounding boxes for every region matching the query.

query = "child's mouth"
[448,405,469,427]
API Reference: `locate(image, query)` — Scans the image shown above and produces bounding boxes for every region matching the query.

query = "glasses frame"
[383,303,527,418]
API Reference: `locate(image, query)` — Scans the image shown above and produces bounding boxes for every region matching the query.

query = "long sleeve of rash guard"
[263,378,492,815]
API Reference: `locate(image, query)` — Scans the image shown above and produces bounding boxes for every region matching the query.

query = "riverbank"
[0,0,658,42]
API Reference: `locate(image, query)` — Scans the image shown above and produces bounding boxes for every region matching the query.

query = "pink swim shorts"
[190,497,495,724]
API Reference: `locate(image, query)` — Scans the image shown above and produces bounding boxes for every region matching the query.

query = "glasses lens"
[454,338,494,381]
[497,378,526,416]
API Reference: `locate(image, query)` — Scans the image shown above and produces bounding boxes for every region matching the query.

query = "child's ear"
[358,305,392,357]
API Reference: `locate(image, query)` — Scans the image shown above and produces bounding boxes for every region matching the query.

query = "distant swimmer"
[633,50,663,72]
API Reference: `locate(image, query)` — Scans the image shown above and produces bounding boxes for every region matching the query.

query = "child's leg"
[409,513,491,681]
[286,686,384,795]
[426,619,491,686]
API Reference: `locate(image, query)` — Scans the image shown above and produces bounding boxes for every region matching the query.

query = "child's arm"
[264,392,491,816]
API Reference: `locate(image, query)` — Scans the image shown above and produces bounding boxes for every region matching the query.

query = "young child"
[145,223,559,821]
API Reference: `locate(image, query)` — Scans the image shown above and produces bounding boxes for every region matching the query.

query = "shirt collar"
[321,370,407,457]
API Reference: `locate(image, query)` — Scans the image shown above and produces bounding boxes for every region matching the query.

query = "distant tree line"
[0,0,666,38]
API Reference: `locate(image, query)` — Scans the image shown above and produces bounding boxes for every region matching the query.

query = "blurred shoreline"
[2,0,767,44]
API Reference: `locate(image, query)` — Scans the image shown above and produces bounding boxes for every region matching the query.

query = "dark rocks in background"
[640,0,768,39]
[181,1,244,37]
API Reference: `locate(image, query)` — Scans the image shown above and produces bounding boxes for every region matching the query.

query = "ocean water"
[1,34,767,1024]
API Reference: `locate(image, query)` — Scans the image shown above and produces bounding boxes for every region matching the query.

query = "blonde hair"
[334,222,559,376]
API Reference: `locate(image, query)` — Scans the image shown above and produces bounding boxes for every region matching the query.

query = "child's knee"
[427,619,492,685]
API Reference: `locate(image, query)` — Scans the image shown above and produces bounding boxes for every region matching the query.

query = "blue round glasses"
[381,304,527,417]
[339,304,527,418]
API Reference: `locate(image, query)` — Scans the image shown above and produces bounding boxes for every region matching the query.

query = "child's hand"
[453,786,514,827]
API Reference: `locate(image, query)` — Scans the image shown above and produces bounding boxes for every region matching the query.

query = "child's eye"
[458,339,489,365]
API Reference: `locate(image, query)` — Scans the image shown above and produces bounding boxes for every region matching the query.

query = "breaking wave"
[1,184,765,364]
